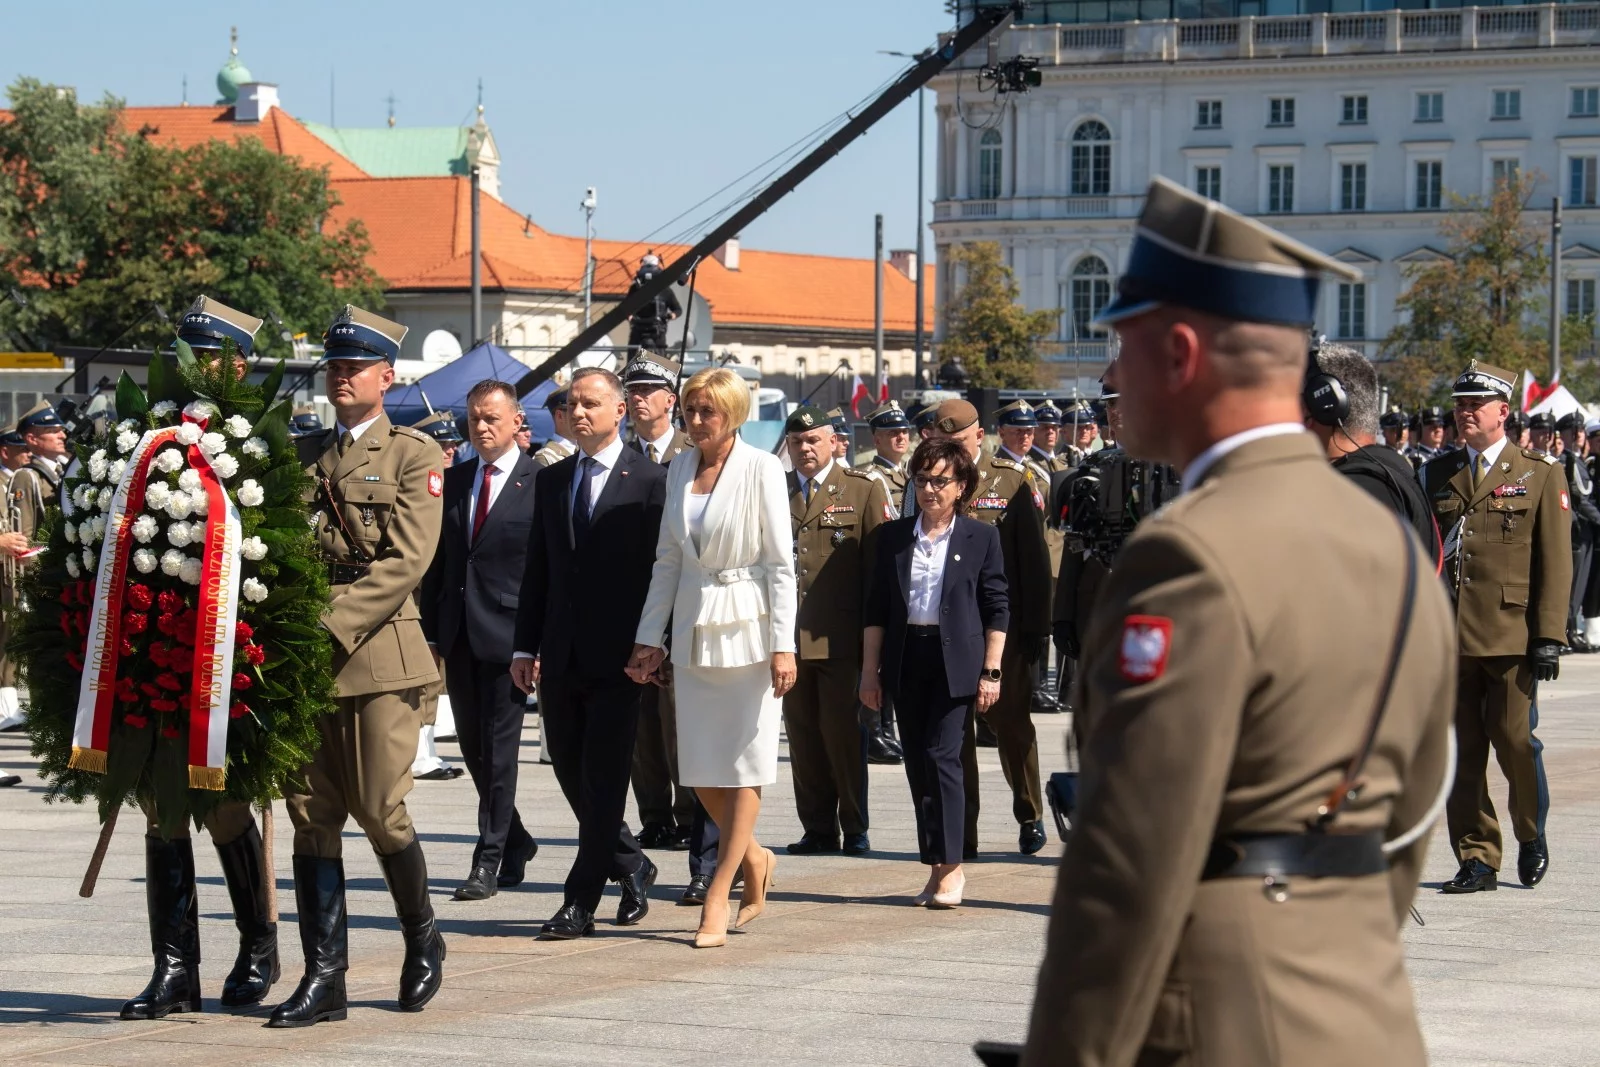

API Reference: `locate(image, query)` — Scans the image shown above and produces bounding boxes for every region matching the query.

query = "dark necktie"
[471,463,496,542]
[647,442,659,464]
[338,430,354,457]
[572,456,597,541]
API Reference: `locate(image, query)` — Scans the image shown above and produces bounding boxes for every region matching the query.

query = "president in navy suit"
[422,380,541,902]
[861,438,1009,908]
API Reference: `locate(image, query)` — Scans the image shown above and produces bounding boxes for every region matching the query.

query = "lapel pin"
[514,481,523,488]
[620,470,629,476]
[1501,462,1511,472]
[953,554,961,562]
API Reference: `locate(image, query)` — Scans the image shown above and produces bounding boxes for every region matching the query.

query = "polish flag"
[1523,372,1560,412]
[850,374,872,418]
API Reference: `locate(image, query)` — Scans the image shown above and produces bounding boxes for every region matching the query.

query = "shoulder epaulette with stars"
[392,425,433,444]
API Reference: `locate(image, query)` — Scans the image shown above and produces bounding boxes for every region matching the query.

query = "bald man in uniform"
[1019,178,1454,1067]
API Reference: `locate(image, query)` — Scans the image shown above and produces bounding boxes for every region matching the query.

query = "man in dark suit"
[511,367,668,939]
[421,380,541,901]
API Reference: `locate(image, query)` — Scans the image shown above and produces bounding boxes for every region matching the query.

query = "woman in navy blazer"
[861,439,1009,908]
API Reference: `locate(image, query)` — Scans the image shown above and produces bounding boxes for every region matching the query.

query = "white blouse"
[907,514,954,625]
[687,492,711,552]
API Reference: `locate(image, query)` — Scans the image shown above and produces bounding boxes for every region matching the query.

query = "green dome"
[216,53,252,104]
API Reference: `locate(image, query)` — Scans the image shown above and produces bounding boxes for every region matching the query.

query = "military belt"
[1201,830,1387,881]
[326,561,369,585]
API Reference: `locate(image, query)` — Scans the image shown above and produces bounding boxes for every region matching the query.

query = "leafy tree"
[939,241,1057,389]
[0,78,384,354]
[1380,174,1594,407]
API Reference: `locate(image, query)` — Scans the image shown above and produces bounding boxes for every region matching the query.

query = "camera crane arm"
[510,1,1027,398]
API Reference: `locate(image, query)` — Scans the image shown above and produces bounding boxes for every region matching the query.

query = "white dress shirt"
[463,447,521,544]
[1180,423,1307,494]
[336,412,384,444]
[797,460,834,505]
[571,435,625,514]
[641,427,677,462]
[907,514,955,625]
[1465,436,1509,481]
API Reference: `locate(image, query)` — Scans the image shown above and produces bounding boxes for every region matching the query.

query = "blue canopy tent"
[384,342,557,443]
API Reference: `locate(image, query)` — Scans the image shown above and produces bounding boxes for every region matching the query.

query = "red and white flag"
[850,374,872,418]
[1523,372,1560,412]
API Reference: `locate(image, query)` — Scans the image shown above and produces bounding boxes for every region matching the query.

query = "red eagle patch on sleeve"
[1119,615,1173,683]
[1561,491,1570,511]
[427,471,443,497]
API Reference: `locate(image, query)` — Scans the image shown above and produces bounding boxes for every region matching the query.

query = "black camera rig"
[1061,449,1181,567]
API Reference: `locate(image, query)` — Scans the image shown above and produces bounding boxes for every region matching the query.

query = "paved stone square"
[0,656,1595,1065]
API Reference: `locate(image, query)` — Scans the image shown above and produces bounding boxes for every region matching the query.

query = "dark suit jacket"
[866,514,1009,700]
[421,450,540,665]
[514,443,667,684]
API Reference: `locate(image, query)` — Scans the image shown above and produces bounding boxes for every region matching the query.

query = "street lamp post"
[582,187,597,329]
[881,49,934,386]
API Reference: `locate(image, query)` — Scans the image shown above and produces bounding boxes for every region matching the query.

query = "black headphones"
[1303,337,1350,427]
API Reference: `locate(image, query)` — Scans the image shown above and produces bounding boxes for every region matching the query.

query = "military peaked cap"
[323,305,407,364]
[176,296,263,356]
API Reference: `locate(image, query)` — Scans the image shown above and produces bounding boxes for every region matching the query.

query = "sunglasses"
[912,475,955,491]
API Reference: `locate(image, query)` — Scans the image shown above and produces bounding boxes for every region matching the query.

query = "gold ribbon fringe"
[187,764,227,791]
[68,746,108,774]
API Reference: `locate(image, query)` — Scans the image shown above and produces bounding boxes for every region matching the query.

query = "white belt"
[714,565,765,585]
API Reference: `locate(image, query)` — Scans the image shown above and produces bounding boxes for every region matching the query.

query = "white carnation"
[175,423,202,446]
[73,485,93,510]
[237,480,265,508]
[239,536,268,561]
[63,521,78,543]
[225,415,252,439]
[88,450,108,483]
[182,400,219,422]
[91,516,106,541]
[241,436,269,459]
[64,554,80,578]
[179,558,202,586]
[81,547,96,573]
[116,430,140,454]
[150,401,178,419]
[131,514,159,543]
[97,487,113,512]
[190,489,209,517]
[132,548,158,574]
[166,521,194,548]
[116,419,138,435]
[210,453,238,480]
[200,432,227,457]
[154,448,184,474]
[159,549,184,576]
[241,577,268,603]
[178,469,203,494]
[164,491,194,520]
[109,459,127,483]
[77,520,97,545]
[145,482,172,509]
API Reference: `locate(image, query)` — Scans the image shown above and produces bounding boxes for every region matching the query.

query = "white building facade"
[932,2,1600,394]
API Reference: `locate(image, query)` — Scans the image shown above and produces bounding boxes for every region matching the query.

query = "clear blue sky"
[1,0,950,263]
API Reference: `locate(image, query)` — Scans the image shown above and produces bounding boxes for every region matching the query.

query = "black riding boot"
[378,839,445,1012]
[266,855,348,1028]
[214,820,281,1007]
[120,836,202,1020]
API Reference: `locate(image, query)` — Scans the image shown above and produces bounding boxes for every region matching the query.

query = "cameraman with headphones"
[1303,343,1440,569]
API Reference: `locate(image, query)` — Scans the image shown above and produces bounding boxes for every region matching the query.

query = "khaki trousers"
[286,688,423,858]
[782,658,869,839]
[1449,654,1544,870]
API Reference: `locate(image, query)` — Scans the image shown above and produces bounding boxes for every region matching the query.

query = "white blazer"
[635,436,798,669]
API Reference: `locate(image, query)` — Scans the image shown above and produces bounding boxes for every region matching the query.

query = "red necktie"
[471,463,496,541]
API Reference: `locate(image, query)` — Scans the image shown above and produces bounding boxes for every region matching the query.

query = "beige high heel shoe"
[929,869,966,909]
[694,898,730,949]
[735,847,777,928]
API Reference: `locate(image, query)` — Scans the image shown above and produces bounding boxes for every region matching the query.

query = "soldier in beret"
[783,405,892,855]
[924,398,1052,856]
[272,305,446,1027]
[1421,361,1569,896]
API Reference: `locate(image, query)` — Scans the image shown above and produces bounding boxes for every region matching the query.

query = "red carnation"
[158,590,183,613]
[243,643,266,666]
[76,609,90,633]
[115,677,137,703]
[150,698,179,713]
[64,651,83,672]
[229,701,250,720]
[148,644,169,669]
[169,646,194,672]
[232,672,253,691]
[123,713,148,729]
[122,611,148,636]
[140,681,162,699]
[160,725,180,739]
[121,637,136,657]
[126,584,154,611]
[78,581,95,604]
[173,610,197,646]
[58,613,73,638]
[61,585,76,607]
[156,612,176,637]
[155,671,183,692]
[235,621,255,643]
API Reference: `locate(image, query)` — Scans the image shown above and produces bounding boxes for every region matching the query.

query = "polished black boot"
[379,840,446,1012]
[214,821,281,1007]
[266,855,348,1028]
[120,836,203,1020]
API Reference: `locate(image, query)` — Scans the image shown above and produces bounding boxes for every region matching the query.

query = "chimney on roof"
[714,235,741,272]
[234,82,279,123]
[889,249,918,281]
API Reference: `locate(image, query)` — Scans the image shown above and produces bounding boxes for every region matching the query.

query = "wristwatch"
[981,667,1002,681]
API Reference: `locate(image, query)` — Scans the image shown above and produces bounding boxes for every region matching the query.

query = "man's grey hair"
[570,366,624,401]
[1313,343,1379,438]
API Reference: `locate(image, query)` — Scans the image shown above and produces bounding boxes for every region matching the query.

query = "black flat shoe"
[843,833,871,856]
[616,856,657,926]
[496,833,539,889]
[786,835,841,856]
[1518,837,1549,887]
[679,874,710,906]
[635,823,674,850]
[453,865,496,901]
[665,825,693,851]
[1441,858,1498,894]
[1019,821,1047,856]
[538,903,596,940]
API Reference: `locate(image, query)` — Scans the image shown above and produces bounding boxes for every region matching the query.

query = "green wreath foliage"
[14,341,336,837]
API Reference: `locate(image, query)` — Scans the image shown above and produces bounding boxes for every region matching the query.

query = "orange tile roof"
[119,105,368,179]
[328,175,935,333]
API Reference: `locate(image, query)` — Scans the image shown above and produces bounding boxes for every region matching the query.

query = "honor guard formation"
[2,176,1593,1065]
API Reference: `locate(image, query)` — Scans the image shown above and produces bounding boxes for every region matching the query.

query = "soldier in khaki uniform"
[532,387,576,469]
[271,306,446,1028]
[0,424,32,733]
[782,406,891,855]
[1020,178,1454,1067]
[10,400,69,546]
[925,400,1052,856]
[1421,361,1570,893]
[858,400,912,517]
[827,407,852,465]
[1029,401,1073,476]
[409,411,465,782]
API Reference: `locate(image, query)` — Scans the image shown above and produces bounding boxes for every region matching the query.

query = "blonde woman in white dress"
[627,368,798,949]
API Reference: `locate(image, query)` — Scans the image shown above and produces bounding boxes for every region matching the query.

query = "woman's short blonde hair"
[680,367,750,429]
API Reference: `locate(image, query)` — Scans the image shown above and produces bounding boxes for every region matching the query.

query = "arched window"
[977,129,1003,199]
[1067,255,1112,339]
[1070,121,1112,196]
